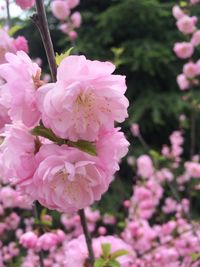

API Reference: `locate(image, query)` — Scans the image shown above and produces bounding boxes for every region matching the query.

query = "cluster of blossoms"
[172,0,200,90]
[0,28,28,65]
[123,123,200,267]
[51,0,82,42]
[0,50,129,214]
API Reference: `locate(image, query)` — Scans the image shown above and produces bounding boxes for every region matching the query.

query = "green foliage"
[94,243,128,267]
[55,47,74,65]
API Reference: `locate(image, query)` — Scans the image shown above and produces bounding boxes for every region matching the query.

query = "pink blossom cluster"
[172,2,200,91]
[0,28,29,64]
[15,0,35,10]
[0,51,129,214]
[51,0,81,41]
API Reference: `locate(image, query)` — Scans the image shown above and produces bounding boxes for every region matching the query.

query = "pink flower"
[137,155,154,178]
[51,1,70,21]
[15,0,35,9]
[191,30,200,46]
[170,131,184,146]
[185,162,200,178]
[37,55,128,141]
[96,127,129,177]
[71,12,82,28]
[176,74,190,90]
[67,0,80,9]
[0,51,42,127]
[30,144,110,213]
[13,36,29,53]
[191,0,200,4]
[0,29,16,64]
[183,62,200,78]
[68,31,78,41]
[0,123,37,188]
[173,42,194,59]
[176,16,197,34]
[19,232,38,249]
[64,235,134,267]
[130,123,140,136]
[172,6,185,20]
[37,233,58,251]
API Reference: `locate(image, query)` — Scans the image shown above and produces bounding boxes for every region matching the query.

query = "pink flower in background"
[13,36,29,54]
[68,31,78,41]
[130,123,140,136]
[185,162,200,178]
[137,155,154,178]
[183,62,200,78]
[176,16,197,34]
[51,0,70,20]
[191,30,200,46]
[64,235,134,267]
[0,29,16,64]
[173,42,194,59]
[191,0,200,4]
[0,51,41,127]
[15,0,35,9]
[67,0,80,9]
[37,55,129,141]
[71,12,82,28]
[176,74,190,90]
[19,232,38,249]
[30,144,110,213]
[37,233,58,251]
[172,6,185,20]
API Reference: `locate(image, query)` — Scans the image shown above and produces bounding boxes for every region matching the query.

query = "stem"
[32,0,57,82]
[33,202,45,267]
[79,209,95,266]
[6,0,11,28]
[190,109,196,159]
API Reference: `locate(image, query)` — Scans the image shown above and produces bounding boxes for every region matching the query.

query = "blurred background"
[1,0,200,214]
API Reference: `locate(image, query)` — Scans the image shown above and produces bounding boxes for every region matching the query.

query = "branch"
[79,209,95,266]
[32,0,57,82]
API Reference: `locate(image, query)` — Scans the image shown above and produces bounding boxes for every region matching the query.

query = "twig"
[79,209,95,266]
[32,0,57,82]
[33,202,45,267]
[6,0,11,28]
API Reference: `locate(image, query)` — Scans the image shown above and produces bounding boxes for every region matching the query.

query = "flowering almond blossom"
[37,55,129,141]
[0,51,42,127]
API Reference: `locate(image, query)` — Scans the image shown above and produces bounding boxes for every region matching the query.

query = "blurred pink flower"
[137,155,154,178]
[51,0,70,20]
[176,15,197,34]
[172,6,185,20]
[13,36,29,53]
[173,42,194,59]
[176,74,190,90]
[71,12,82,28]
[15,0,35,9]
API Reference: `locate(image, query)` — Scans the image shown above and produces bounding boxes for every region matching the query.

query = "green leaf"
[68,140,97,156]
[110,249,128,260]
[31,125,64,144]
[191,252,200,261]
[8,25,22,36]
[179,1,187,7]
[55,47,74,66]
[107,259,120,267]
[102,243,111,258]
[94,258,107,267]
